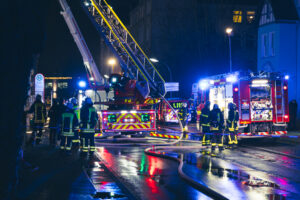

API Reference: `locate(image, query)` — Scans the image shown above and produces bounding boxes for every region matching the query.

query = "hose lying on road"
[144,146,228,200]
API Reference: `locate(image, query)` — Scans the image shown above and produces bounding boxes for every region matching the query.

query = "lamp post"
[226,27,233,73]
[150,58,172,82]
[150,58,173,97]
[107,58,117,74]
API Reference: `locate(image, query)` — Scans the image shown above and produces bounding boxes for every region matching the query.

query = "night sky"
[38,0,138,78]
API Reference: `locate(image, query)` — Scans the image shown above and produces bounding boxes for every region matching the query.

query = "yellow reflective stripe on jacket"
[201,114,209,118]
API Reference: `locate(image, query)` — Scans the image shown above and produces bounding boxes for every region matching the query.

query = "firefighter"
[59,103,79,154]
[80,97,98,155]
[200,101,211,147]
[210,104,224,152]
[71,98,80,147]
[48,99,60,146]
[178,102,188,133]
[27,94,47,145]
[196,101,205,130]
[226,103,239,149]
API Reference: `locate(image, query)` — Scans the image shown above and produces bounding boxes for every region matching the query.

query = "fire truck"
[193,71,289,137]
[59,0,165,136]
[157,98,191,124]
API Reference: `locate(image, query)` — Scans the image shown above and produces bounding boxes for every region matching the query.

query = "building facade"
[129,0,259,97]
[257,0,300,113]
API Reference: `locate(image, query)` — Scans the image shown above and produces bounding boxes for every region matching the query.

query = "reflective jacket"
[60,108,79,136]
[200,107,210,127]
[178,107,188,121]
[73,105,80,121]
[209,108,224,131]
[226,110,239,132]
[29,100,47,123]
[80,105,98,133]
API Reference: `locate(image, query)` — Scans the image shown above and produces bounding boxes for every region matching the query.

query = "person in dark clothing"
[289,100,298,131]
[27,94,47,145]
[200,101,211,147]
[80,97,98,155]
[59,103,79,154]
[210,104,224,152]
[48,99,60,146]
[225,103,239,149]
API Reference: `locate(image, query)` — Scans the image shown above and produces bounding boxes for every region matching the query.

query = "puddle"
[92,192,127,199]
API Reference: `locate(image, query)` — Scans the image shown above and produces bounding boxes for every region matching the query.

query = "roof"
[269,0,299,21]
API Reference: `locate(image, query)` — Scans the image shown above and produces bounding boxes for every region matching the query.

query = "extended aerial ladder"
[81,0,166,98]
[59,0,105,88]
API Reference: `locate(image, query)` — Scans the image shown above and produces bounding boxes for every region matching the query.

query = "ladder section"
[274,80,284,123]
[82,0,166,98]
[59,0,104,87]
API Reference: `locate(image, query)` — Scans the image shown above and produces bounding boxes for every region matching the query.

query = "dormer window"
[259,1,275,26]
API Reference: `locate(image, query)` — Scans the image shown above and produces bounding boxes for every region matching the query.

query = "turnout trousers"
[60,136,73,151]
[227,131,238,148]
[201,126,211,146]
[81,132,95,154]
[211,130,224,150]
[32,123,44,144]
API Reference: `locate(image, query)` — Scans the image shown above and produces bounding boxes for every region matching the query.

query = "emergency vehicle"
[193,71,289,136]
[60,0,165,136]
[157,98,191,124]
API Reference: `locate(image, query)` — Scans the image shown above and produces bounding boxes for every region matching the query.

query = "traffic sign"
[35,73,45,101]
[165,82,179,92]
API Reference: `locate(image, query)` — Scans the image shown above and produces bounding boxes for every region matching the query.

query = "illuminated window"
[247,11,255,23]
[262,34,268,57]
[233,11,242,23]
[58,82,68,89]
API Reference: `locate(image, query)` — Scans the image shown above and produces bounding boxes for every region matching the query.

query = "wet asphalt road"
[95,134,300,200]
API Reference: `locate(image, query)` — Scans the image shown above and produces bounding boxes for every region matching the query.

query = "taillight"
[283,86,288,90]
[234,87,239,92]
[284,115,289,120]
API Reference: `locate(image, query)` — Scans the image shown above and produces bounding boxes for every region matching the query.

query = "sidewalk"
[14,130,128,200]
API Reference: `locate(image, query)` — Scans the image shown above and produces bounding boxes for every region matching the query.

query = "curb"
[144,147,228,200]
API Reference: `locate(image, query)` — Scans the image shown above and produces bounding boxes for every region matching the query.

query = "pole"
[229,35,232,73]
[162,62,173,97]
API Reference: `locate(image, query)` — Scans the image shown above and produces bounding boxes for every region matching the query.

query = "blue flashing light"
[226,75,237,83]
[78,80,87,88]
[199,80,209,90]
[284,75,290,80]
[111,77,117,83]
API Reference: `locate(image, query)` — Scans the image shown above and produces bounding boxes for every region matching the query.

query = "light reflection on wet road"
[95,135,300,200]
[95,145,210,200]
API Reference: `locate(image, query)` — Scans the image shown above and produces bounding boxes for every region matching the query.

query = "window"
[262,34,268,57]
[259,2,275,26]
[58,82,68,89]
[46,82,53,89]
[247,11,255,23]
[269,32,275,56]
[233,11,242,23]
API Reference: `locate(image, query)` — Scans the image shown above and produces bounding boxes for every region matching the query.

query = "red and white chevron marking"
[238,132,252,136]
[258,132,269,135]
[274,131,287,135]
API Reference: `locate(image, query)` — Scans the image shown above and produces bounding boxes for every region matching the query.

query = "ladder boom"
[59,0,104,87]
[82,0,166,98]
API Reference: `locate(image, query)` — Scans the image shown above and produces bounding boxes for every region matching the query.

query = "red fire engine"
[157,98,191,124]
[193,72,289,137]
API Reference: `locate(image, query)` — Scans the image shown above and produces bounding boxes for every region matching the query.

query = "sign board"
[192,83,198,94]
[35,73,45,101]
[165,82,179,92]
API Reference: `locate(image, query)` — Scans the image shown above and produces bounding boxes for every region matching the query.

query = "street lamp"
[150,57,173,97]
[104,74,109,79]
[107,58,117,74]
[226,27,233,73]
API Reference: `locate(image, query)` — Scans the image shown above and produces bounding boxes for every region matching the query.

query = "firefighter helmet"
[71,97,78,105]
[36,94,42,101]
[85,97,93,105]
[213,104,219,110]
